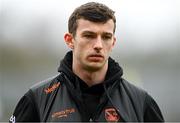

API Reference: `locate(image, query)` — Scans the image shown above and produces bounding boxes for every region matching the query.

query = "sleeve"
[9,90,40,122]
[143,93,164,122]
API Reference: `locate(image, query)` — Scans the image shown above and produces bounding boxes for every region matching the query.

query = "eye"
[102,35,112,41]
[83,34,96,39]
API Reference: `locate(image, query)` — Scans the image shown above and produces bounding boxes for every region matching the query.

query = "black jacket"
[10,51,164,122]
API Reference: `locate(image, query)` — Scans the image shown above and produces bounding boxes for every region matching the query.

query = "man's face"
[66,19,116,72]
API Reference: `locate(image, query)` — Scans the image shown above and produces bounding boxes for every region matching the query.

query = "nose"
[93,36,103,51]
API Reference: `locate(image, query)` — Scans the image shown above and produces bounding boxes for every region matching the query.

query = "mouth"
[87,54,104,62]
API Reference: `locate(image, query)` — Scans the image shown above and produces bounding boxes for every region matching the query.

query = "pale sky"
[1,0,180,54]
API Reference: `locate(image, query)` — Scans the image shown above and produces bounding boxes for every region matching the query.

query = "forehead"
[76,19,114,34]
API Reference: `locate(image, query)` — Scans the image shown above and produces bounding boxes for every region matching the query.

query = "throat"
[73,64,108,87]
[83,73,106,87]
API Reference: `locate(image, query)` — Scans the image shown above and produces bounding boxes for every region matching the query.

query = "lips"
[87,54,104,62]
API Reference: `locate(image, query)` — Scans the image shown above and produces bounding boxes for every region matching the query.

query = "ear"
[112,37,116,48]
[64,33,74,49]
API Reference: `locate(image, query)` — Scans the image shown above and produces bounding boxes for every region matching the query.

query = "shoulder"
[120,78,161,106]
[143,93,164,121]
[11,87,42,122]
[120,78,164,121]
[30,74,63,94]
[121,78,147,98]
[27,74,64,115]
[28,74,63,107]
[120,78,150,112]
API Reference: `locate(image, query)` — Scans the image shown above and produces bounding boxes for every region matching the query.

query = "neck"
[72,61,108,87]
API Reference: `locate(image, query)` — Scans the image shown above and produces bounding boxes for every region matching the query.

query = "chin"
[86,66,102,72]
[85,63,104,72]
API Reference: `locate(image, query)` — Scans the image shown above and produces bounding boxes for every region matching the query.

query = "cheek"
[105,44,113,52]
[74,42,87,57]
[104,45,114,58]
[75,44,86,53]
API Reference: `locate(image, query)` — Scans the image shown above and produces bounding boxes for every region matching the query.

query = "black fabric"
[80,79,104,119]
[10,51,164,122]
[143,94,164,122]
[12,91,40,122]
[58,51,123,119]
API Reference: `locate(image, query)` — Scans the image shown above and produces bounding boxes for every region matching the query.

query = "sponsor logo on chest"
[105,107,120,122]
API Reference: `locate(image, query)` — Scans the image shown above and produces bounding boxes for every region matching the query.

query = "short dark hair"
[68,2,116,36]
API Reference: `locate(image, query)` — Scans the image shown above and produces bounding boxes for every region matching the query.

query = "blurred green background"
[0,0,180,121]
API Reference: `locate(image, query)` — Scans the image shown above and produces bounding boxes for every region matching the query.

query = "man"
[10,2,164,122]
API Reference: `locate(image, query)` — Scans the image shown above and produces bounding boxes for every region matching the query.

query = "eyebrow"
[102,32,113,37]
[81,31,113,36]
[81,31,96,35]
